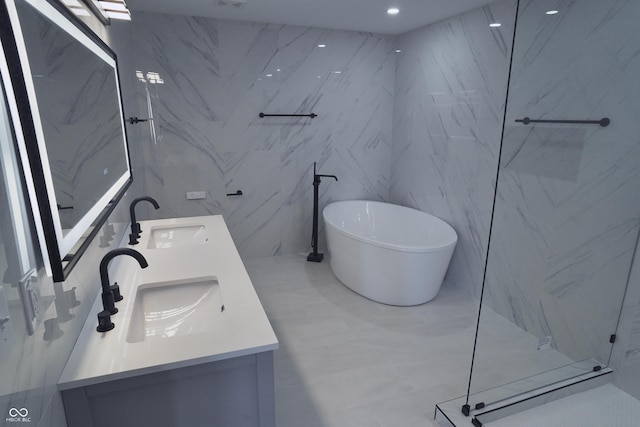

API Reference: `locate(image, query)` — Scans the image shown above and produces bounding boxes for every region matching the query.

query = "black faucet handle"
[96,310,115,332]
[101,291,118,315]
[110,282,123,302]
[128,233,139,245]
[65,287,80,307]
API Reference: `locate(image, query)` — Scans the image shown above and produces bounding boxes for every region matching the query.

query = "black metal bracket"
[57,204,73,210]
[475,402,485,410]
[259,112,317,118]
[226,190,243,197]
[610,334,616,343]
[515,117,610,127]
[127,116,151,124]
[462,405,471,416]
[471,417,483,427]
[593,365,602,372]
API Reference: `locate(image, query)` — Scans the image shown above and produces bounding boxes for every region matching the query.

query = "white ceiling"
[125,0,498,35]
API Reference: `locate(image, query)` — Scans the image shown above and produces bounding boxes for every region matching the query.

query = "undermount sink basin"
[146,224,208,249]
[126,276,224,343]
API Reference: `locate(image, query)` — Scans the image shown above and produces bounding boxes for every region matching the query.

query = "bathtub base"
[307,252,324,262]
[327,229,455,306]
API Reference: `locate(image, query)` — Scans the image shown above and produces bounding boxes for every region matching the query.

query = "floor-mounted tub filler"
[323,200,457,306]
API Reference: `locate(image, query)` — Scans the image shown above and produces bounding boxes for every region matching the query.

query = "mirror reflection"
[16,0,128,235]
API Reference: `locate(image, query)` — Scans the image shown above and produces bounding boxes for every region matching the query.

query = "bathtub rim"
[323,200,458,254]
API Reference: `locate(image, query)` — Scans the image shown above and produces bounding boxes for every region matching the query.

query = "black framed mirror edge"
[0,0,63,279]
[61,178,132,279]
[0,0,133,282]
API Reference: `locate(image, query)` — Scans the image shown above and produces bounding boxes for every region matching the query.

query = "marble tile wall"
[478,0,640,378]
[611,235,640,401]
[389,0,516,299]
[126,13,396,259]
[390,0,640,403]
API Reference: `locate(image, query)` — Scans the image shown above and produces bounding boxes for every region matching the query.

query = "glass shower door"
[467,0,640,407]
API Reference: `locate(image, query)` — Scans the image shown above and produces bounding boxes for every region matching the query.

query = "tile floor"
[244,255,640,427]
[244,254,479,427]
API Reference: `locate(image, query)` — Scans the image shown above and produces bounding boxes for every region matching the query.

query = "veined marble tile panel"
[129,13,395,258]
[481,0,640,369]
[612,225,640,401]
[130,13,223,123]
[390,0,516,300]
[138,120,226,218]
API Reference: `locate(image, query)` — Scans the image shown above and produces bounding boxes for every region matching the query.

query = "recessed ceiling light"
[395,49,402,53]
[546,10,559,15]
[387,7,400,15]
[266,74,273,77]
[318,44,326,48]
[489,23,501,28]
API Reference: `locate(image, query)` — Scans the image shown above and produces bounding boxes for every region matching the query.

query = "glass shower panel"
[467,0,640,405]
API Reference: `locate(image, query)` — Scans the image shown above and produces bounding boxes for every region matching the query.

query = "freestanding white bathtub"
[323,200,458,306]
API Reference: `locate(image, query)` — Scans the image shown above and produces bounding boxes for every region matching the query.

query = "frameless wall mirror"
[0,0,131,282]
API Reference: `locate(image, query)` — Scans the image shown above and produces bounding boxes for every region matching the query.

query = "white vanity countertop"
[58,215,278,390]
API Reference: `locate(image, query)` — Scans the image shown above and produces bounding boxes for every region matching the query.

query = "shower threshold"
[435,359,612,426]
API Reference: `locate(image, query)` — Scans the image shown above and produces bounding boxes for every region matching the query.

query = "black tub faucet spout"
[129,196,159,245]
[96,248,148,332]
[315,173,338,183]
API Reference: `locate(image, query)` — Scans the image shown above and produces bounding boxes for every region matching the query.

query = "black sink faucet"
[96,248,148,332]
[129,196,159,245]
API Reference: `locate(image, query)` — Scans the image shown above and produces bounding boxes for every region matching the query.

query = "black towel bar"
[515,117,610,127]
[259,113,317,118]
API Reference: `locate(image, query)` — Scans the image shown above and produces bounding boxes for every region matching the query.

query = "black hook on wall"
[127,117,152,125]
